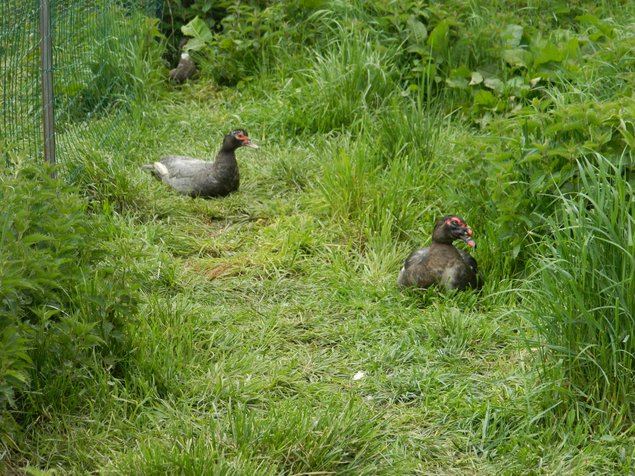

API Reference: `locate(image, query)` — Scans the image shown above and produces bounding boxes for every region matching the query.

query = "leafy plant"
[180,15,213,53]
[175,1,328,85]
[0,164,153,453]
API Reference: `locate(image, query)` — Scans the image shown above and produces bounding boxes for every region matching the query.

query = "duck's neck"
[430,240,455,249]
[213,148,239,178]
[215,147,238,165]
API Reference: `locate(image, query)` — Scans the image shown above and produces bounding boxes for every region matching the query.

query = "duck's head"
[225,129,259,149]
[433,215,476,248]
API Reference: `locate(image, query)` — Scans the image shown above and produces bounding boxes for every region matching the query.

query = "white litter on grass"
[352,371,365,381]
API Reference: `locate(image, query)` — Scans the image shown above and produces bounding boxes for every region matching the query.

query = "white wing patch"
[154,162,169,177]
[409,248,429,263]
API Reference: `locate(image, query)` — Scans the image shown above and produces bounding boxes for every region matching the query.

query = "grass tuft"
[522,154,635,427]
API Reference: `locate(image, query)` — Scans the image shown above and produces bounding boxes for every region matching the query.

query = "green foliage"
[463,87,635,270]
[160,0,232,43]
[0,165,154,458]
[314,97,444,253]
[55,4,166,126]
[115,396,389,474]
[414,7,635,271]
[177,1,328,85]
[5,0,635,473]
[180,15,213,52]
[523,155,635,426]
[286,32,400,134]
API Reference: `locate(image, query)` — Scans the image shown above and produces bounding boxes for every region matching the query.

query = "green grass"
[7,89,629,475]
[4,0,635,474]
[522,154,635,428]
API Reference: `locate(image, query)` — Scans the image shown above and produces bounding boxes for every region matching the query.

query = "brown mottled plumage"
[398,215,482,290]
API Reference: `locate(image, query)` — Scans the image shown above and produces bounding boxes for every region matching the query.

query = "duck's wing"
[158,155,209,179]
[457,249,477,272]
[403,248,430,269]
[457,249,483,289]
[398,247,434,288]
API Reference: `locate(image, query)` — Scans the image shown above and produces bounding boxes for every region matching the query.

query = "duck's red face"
[232,130,259,149]
[444,216,476,248]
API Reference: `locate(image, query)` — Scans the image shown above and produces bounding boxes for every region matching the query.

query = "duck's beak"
[242,134,259,149]
[464,238,477,248]
[460,228,476,248]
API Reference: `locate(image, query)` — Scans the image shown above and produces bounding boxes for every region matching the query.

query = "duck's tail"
[141,162,169,179]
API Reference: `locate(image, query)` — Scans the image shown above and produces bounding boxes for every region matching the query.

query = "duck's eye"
[446,217,464,227]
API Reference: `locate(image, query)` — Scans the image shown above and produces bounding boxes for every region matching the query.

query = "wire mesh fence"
[1,0,162,167]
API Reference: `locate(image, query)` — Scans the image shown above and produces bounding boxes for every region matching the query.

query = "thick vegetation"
[2,0,634,473]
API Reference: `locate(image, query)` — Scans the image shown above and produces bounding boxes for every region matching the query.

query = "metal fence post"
[39,0,56,166]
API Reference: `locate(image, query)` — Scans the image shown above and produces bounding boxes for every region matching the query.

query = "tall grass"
[314,93,446,251]
[287,30,400,134]
[523,154,635,426]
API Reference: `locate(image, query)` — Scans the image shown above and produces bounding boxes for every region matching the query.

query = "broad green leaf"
[484,77,504,92]
[219,38,234,49]
[618,119,635,148]
[406,44,431,57]
[184,38,208,53]
[446,77,468,89]
[506,76,526,89]
[553,2,571,14]
[4,369,29,385]
[469,71,483,86]
[473,89,496,107]
[501,48,533,68]
[564,38,580,58]
[407,16,428,42]
[446,66,471,89]
[575,13,600,25]
[533,41,565,66]
[450,65,472,78]
[576,14,615,38]
[201,0,213,13]
[501,24,524,48]
[22,233,54,245]
[181,16,213,45]
[545,146,571,158]
[589,126,613,145]
[427,19,452,57]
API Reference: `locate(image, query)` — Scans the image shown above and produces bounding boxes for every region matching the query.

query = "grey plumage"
[143,129,258,198]
[169,53,197,83]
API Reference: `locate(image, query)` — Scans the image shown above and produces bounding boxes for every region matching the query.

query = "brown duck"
[398,215,482,290]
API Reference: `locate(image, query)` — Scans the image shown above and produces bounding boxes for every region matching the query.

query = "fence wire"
[1,0,161,166]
